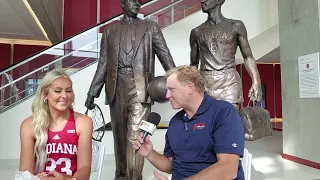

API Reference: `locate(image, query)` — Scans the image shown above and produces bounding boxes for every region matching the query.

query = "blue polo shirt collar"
[177,93,212,121]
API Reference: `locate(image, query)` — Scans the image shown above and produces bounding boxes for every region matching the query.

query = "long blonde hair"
[32,69,73,173]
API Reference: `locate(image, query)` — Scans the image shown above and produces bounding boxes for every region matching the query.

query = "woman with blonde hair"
[19,69,93,180]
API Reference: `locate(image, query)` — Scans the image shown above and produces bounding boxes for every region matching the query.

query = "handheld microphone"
[138,112,161,142]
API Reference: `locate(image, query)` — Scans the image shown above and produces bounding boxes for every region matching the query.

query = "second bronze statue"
[189,0,272,142]
[85,0,176,179]
[190,0,262,110]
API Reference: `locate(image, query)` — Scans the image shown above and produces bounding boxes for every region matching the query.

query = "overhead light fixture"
[22,0,50,42]
[0,38,52,46]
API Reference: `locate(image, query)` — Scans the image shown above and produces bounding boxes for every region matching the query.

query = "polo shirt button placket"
[183,121,190,139]
[184,122,188,131]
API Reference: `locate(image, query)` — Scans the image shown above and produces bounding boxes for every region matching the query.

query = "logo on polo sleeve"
[232,143,237,148]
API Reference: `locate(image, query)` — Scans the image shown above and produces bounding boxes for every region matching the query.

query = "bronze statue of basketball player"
[85,0,176,179]
[190,0,262,109]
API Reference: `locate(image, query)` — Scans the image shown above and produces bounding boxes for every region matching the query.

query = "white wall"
[0,0,279,160]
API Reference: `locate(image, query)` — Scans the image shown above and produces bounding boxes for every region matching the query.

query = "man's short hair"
[165,65,205,93]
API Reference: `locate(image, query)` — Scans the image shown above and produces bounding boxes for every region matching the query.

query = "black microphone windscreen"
[146,112,161,126]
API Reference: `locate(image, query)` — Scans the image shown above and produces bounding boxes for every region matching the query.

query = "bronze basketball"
[147,76,168,103]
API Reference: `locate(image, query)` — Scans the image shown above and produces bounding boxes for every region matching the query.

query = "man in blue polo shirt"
[133,65,245,180]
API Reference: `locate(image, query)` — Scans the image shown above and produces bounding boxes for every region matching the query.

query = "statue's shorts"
[200,68,244,104]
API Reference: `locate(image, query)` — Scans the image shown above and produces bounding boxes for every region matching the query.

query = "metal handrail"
[146,0,182,18]
[0,38,100,90]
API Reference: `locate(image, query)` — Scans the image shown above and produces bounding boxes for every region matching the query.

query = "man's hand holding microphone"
[133,112,161,158]
[132,112,171,180]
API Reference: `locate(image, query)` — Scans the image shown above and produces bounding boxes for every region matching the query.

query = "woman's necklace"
[51,120,64,129]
